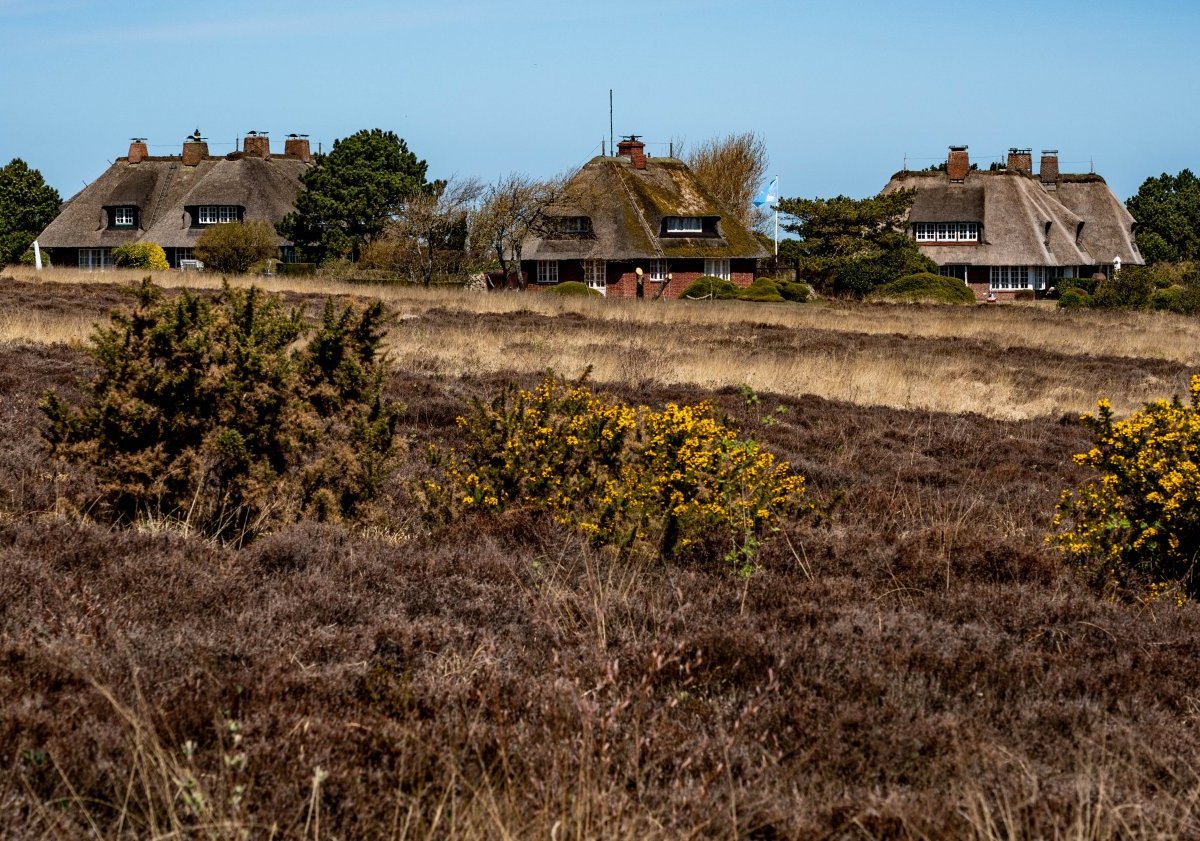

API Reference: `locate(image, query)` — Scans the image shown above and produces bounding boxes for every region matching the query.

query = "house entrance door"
[583,260,606,296]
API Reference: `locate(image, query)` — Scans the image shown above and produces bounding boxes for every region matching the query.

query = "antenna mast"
[609,90,614,158]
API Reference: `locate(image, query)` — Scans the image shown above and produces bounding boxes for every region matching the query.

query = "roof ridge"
[611,162,664,258]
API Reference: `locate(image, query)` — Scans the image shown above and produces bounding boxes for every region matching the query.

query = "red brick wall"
[519,259,758,299]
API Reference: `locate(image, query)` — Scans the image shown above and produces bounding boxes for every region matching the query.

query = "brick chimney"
[127,138,148,164]
[242,131,270,159]
[617,135,647,170]
[947,145,970,182]
[284,134,311,162]
[1040,150,1060,183]
[1007,148,1033,174]
[182,130,208,166]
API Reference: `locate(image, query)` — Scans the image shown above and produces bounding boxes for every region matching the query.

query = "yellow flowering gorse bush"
[1051,375,1200,598]
[427,373,806,567]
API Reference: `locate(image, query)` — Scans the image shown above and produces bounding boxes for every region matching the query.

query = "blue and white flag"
[753,176,778,208]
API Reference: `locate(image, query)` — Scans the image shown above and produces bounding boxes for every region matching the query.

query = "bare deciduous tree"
[684,132,770,229]
[388,177,485,287]
[476,173,566,290]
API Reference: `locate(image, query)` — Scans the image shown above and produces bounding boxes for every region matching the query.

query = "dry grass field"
[3,270,1200,839]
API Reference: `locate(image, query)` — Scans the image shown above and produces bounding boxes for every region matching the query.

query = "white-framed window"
[582,259,605,286]
[913,222,978,242]
[989,266,1032,290]
[78,248,113,270]
[536,260,559,284]
[113,206,135,227]
[648,259,669,282]
[1033,266,1073,289]
[938,265,968,282]
[561,216,591,234]
[704,258,731,280]
[173,248,195,268]
[198,205,239,225]
[665,217,704,234]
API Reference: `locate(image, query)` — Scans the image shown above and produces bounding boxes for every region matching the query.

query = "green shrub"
[278,262,317,277]
[868,272,975,304]
[1052,377,1200,599]
[111,243,169,271]
[1091,265,1157,310]
[1060,275,1098,296]
[425,373,806,569]
[737,277,785,303]
[776,278,812,303]
[1013,289,1036,302]
[194,221,280,274]
[681,276,740,300]
[18,246,50,266]
[1151,285,1200,314]
[1058,289,1091,309]
[41,279,403,542]
[545,280,601,297]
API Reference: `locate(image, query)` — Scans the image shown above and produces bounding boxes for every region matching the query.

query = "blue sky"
[1,0,1196,202]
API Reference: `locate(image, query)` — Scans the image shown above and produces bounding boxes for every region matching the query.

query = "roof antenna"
[609,89,614,158]
[1090,157,1095,174]
[903,152,908,172]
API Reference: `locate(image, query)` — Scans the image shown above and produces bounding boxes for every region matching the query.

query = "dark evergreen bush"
[41,279,403,542]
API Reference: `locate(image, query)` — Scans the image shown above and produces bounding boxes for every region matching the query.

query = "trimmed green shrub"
[737,277,785,303]
[1058,289,1091,309]
[868,272,975,304]
[776,279,812,303]
[1014,289,1036,302]
[112,243,169,271]
[682,276,739,300]
[195,220,280,274]
[1052,377,1200,599]
[41,278,403,542]
[1151,285,1200,314]
[278,262,318,277]
[545,280,601,297]
[1061,276,1098,296]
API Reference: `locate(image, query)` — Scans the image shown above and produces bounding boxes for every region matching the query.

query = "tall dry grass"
[5,267,1198,419]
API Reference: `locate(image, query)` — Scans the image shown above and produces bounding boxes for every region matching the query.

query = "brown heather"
[1,278,1200,838]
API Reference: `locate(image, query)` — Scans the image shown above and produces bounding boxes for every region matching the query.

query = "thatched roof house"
[884,146,1141,300]
[37,131,311,269]
[519,137,768,298]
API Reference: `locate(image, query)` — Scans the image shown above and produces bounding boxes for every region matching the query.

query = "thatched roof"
[524,155,768,262]
[884,169,1141,267]
[37,154,308,249]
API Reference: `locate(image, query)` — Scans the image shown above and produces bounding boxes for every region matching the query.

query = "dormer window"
[913,222,978,243]
[664,217,704,234]
[113,206,136,228]
[560,216,592,234]
[198,205,240,225]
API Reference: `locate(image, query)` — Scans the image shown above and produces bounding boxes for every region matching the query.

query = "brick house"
[36,130,312,269]
[884,146,1142,301]
[519,137,768,298]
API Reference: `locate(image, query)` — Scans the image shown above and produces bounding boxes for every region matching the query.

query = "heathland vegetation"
[4,132,1200,838]
[3,266,1200,838]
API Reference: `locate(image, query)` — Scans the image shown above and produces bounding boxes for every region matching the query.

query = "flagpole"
[774,176,779,257]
